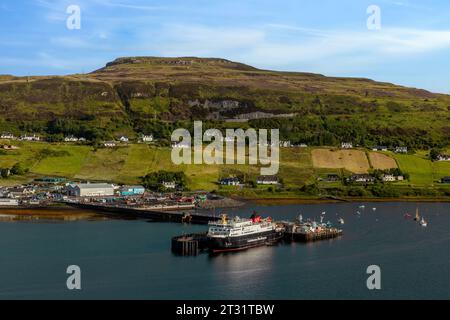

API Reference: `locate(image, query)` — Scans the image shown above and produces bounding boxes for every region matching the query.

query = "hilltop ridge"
[0,56,449,148]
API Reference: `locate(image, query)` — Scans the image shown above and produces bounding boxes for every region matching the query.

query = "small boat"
[338,218,345,225]
[321,211,326,215]
[359,205,365,209]
[404,213,412,219]
[420,217,428,227]
[414,208,420,221]
[372,208,377,211]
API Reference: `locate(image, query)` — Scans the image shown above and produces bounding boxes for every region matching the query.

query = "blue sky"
[2,0,450,93]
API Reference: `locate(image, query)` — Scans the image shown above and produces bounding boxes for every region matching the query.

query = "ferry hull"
[208,230,283,253]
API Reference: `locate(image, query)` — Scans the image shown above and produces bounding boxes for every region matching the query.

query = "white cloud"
[145,24,450,74]
[92,0,166,11]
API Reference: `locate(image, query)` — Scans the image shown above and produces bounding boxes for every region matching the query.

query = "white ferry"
[207,214,283,253]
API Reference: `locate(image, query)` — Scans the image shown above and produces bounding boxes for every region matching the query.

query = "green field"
[393,152,450,186]
[1,142,450,196]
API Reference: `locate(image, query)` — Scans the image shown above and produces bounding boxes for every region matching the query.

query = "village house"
[141,135,154,143]
[298,143,308,148]
[280,141,292,148]
[437,154,450,162]
[382,174,404,182]
[442,177,450,184]
[341,142,353,149]
[219,177,241,186]
[372,146,388,152]
[20,134,41,142]
[162,181,177,189]
[172,141,190,149]
[347,174,375,184]
[0,188,7,198]
[395,146,408,154]
[8,186,35,198]
[0,198,19,206]
[64,135,79,142]
[0,133,15,140]
[103,141,117,148]
[119,136,129,143]
[256,175,279,185]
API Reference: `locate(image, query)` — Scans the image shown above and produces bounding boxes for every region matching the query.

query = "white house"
[256,175,279,185]
[162,181,177,189]
[298,143,308,148]
[437,154,450,162]
[64,136,79,142]
[341,142,353,149]
[372,146,388,152]
[103,141,117,148]
[119,136,129,143]
[382,174,396,182]
[348,174,375,183]
[395,147,408,154]
[20,134,40,141]
[172,142,190,149]
[0,198,19,206]
[0,133,15,140]
[280,141,292,148]
[68,183,115,197]
[382,174,404,182]
[142,135,154,143]
[219,177,241,186]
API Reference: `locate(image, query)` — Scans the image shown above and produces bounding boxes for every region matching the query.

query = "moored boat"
[420,217,428,227]
[207,214,284,253]
[414,208,420,221]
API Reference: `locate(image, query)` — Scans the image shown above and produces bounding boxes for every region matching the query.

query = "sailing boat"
[420,217,428,227]
[338,217,345,225]
[414,208,420,221]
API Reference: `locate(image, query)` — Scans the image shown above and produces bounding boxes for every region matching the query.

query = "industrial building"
[119,185,145,196]
[68,183,115,197]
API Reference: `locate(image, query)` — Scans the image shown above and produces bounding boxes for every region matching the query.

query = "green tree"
[0,168,10,178]
[11,163,26,176]
[430,148,441,161]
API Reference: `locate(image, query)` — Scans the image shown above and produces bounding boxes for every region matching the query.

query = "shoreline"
[0,196,449,220]
[0,205,108,221]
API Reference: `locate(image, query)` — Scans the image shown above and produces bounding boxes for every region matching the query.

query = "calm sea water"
[0,202,449,300]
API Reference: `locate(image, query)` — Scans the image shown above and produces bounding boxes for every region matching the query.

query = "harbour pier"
[283,222,343,242]
[171,233,209,256]
[65,202,221,224]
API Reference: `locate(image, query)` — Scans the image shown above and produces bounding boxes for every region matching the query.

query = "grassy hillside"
[0,57,449,149]
[1,141,449,198]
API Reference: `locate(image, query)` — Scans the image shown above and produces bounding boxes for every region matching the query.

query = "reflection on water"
[0,202,449,299]
[208,246,277,298]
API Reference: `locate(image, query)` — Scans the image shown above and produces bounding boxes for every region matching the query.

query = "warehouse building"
[68,183,115,197]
